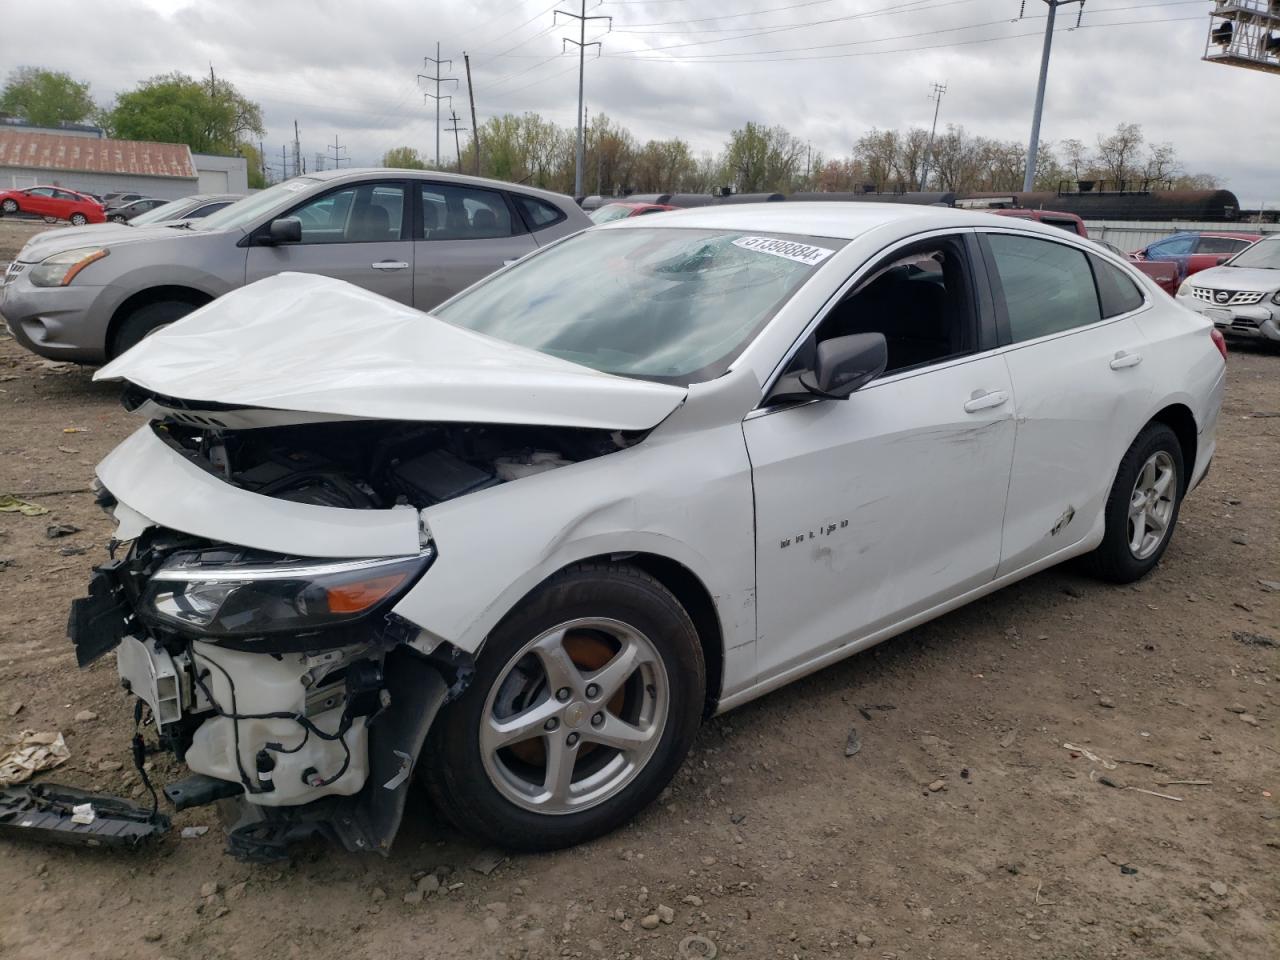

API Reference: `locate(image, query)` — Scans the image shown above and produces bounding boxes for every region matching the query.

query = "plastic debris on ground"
[0,495,50,517]
[0,731,70,786]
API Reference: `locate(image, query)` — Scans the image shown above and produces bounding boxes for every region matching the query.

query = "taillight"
[1210,327,1227,360]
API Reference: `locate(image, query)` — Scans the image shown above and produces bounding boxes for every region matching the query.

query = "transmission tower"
[557,1,612,197]
[418,43,458,167]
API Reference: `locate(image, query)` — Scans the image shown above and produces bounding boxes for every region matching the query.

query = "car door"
[979,231,1156,577]
[245,180,414,304]
[412,181,537,311]
[52,189,83,220]
[23,188,56,217]
[744,232,1017,680]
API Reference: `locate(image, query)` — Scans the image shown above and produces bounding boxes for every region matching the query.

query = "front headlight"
[1176,281,1192,297]
[1271,290,1280,306]
[29,247,108,287]
[142,550,432,641]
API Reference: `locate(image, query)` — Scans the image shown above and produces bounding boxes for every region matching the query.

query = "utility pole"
[919,81,947,191]
[293,120,302,184]
[259,139,267,184]
[418,43,457,167]
[464,53,480,175]
[281,145,288,179]
[328,134,348,169]
[1021,0,1085,192]
[314,152,326,172]
[445,111,467,173]
[557,1,612,197]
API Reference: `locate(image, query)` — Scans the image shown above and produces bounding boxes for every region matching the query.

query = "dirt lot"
[0,217,1276,959]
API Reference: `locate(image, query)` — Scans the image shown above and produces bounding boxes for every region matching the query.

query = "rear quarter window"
[514,194,566,230]
[1090,255,1145,318]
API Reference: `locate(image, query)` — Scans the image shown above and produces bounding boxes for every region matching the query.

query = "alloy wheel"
[480,617,668,815]
[1127,450,1176,560]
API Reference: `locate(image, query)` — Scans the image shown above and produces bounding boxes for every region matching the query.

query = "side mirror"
[265,216,302,245]
[799,333,888,399]
[768,333,888,404]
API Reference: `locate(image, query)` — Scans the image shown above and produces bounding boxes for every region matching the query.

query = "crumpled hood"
[95,272,688,432]
[1190,266,1280,293]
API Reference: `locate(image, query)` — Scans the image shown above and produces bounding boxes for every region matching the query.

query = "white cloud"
[6,0,1277,204]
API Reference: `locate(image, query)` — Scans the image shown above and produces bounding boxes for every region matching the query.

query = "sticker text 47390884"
[732,236,835,266]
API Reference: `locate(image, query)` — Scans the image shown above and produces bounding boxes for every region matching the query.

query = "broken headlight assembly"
[140,550,433,644]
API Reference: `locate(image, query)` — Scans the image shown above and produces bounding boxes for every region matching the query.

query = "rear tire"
[422,562,705,851]
[109,299,200,358]
[1085,423,1184,583]
[70,213,87,226]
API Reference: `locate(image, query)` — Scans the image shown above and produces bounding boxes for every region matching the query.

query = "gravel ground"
[0,229,1276,959]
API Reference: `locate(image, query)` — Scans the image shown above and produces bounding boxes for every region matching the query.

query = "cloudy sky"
[8,0,1278,204]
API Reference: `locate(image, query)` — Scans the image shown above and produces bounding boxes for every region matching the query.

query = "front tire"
[422,563,705,851]
[0,199,17,215]
[109,299,199,357]
[1086,423,1184,583]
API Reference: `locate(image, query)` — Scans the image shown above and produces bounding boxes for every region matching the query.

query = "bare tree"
[1095,122,1144,186]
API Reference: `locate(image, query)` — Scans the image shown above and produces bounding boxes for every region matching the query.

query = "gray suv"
[1,169,589,363]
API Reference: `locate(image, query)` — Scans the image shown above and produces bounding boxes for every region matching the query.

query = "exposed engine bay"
[65,405,639,860]
[147,408,636,511]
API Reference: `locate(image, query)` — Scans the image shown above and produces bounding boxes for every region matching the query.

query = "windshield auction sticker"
[733,236,835,266]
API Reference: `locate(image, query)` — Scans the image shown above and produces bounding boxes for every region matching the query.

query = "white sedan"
[71,203,1225,858]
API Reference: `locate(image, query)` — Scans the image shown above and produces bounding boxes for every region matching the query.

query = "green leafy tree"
[237,141,269,189]
[725,122,805,194]
[0,66,96,126]
[104,73,264,154]
[382,146,427,169]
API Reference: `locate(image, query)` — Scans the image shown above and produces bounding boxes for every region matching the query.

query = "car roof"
[303,167,575,204]
[597,201,1082,242]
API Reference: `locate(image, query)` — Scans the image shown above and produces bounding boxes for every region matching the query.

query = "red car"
[0,186,106,226]
[1092,239,1180,296]
[1131,231,1262,282]
[589,201,677,224]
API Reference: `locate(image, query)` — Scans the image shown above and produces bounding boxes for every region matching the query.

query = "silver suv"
[1,169,589,363]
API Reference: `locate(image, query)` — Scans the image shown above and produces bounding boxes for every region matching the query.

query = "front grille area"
[1192,287,1265,306]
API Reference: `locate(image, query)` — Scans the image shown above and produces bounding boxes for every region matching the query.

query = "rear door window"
[421,184,513,240]
[986,233,1102,343]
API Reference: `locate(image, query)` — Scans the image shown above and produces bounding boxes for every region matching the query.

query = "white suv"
[1176,235,1280,344]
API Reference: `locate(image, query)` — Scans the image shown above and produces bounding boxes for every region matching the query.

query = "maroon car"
[1092,239,1180,296]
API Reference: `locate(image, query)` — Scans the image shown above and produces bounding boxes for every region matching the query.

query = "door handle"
[370,260,409,271]
[1109,350,1142,370]
[963,389,1009,414]
[503,259,520,266]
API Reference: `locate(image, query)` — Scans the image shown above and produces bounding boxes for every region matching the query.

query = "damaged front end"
[70,522,453,860]
[68,409,638,861]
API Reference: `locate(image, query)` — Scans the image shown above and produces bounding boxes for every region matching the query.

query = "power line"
[557,0,613,197]
[612,0,840,30]
[445,110,468,173]
[328,134,348,168]
[920,81,947,191]
[418,43,458,166]
[603,10,1205,63]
